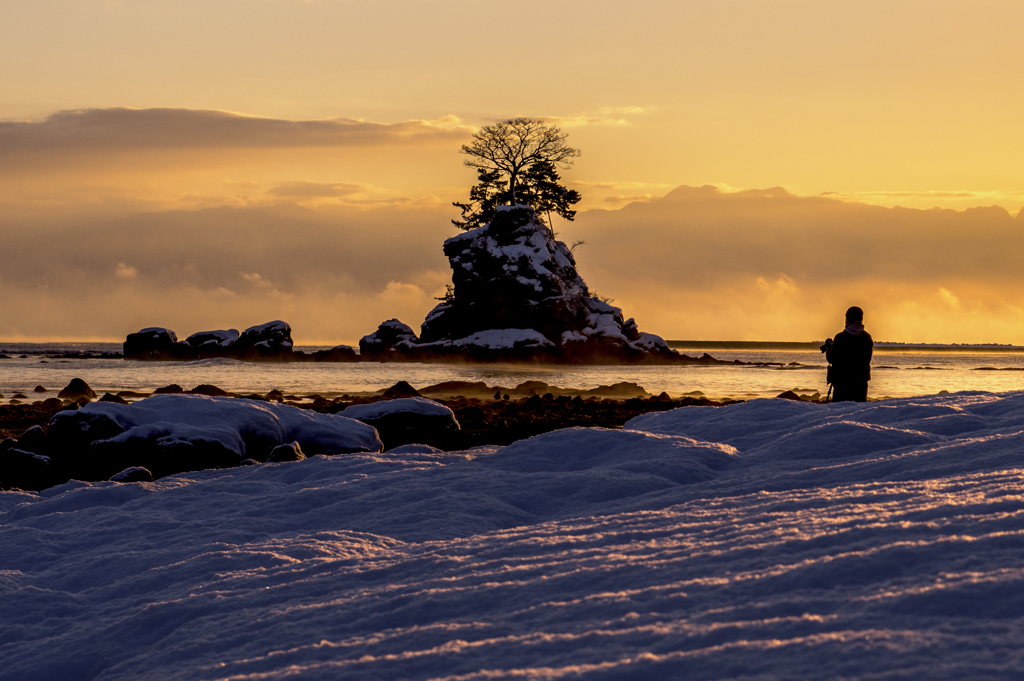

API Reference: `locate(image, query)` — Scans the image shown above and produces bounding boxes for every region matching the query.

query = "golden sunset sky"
[2,1,1022,344]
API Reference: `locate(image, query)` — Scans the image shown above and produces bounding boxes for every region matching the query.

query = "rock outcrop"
[342,397,460,450]
[123,327,181,359]
[124,321,300,361]
[185,329,239,349]
[57,378,97,402]
[359,319,420,358]
[370,206,681,363]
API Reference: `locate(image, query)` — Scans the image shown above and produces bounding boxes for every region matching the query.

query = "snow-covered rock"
[267,441,306,463]
[343,397,459,449]
[410,206,679,363]
[235,320,293,355]
[5,391,1024,678]
[41,394,382,481]
[359,319,420,357]
[184,328,239,348]
[0,447,53,491]
[126,322,294,360]
[421,206,592,343]
[123,327,181,359]
[416,328,556,354]
[109,466,153,483]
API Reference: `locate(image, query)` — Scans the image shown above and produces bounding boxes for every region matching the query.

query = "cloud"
[820,189,1023,207]
[0,202,455,343]
[573,180,674,191]
[557,185,1024,343]
[485,107,647,128]
[0,108,472,169]
[114,263,137,279]
[537,115,633,127]
[5,185,1024,345]
[600,194,655,208]
[266,181,365,198]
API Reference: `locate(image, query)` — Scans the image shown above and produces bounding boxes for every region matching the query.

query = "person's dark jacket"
[826,328,873,384]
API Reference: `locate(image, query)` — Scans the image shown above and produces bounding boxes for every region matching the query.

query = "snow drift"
[3,391,1024,679]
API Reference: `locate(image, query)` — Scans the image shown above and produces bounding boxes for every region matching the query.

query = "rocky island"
[124,206,744,365]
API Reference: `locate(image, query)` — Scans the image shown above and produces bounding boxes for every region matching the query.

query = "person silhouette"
[823,306,873,402]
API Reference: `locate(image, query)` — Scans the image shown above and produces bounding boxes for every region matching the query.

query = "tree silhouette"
[454,120,582,232]
[459,118,580,204]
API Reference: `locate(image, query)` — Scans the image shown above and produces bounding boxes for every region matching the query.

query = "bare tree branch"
[460,118,580,202]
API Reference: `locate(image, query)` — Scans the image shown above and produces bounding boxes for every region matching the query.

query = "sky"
[2,0,1023,344]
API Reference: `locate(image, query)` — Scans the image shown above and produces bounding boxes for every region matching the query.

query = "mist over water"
[3,343,1023,401]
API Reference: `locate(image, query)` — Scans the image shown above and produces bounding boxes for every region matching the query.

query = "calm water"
[2,342,1024,402]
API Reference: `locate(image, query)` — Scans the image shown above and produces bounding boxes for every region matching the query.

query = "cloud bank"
[2,186,1023,344]
[0,108,470,161]
[564,186,1024,342]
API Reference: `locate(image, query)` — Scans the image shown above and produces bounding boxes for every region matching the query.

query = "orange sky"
[2,1,1023,344]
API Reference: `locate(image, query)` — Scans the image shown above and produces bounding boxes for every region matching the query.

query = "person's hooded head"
[846,306,864,324]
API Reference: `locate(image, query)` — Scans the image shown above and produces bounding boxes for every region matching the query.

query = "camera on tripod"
[820,338,833,354]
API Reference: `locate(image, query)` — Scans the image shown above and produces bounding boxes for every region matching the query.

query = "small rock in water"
[100,393,129,405]
[382,381,421,399]
[41,398,63,409]
[110,467,154,483]
[266,389,284,402]
[188,384,230,397]
[775,390,802,401]
[117,391,150,398]
[267,442,306,463]
[13,393,27,399]
[154,384,184,394]
[33,385,47,393]
[57,378,97,401]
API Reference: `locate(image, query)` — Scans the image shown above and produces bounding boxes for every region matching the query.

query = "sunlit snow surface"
[3,391,1024,680]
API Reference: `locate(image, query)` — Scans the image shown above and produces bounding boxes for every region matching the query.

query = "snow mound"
[184,328,239,348]
[342,397,454,421]
[64,394,383,458]
[4,391,1024,679]
[450,328,555,350]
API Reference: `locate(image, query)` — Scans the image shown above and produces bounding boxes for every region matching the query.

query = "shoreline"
[1,378,750,445]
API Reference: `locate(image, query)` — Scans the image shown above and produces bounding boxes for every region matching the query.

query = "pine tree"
[516,161,582,234]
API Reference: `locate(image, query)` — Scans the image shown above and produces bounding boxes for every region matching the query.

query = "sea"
[2,341,1024,402]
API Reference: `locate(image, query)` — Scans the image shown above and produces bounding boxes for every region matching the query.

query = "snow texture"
[184,329,239,348]
[136,327,177,339]
[60,394,383,457]
[3,391,1024,679]
[452,328,555,350]
[360,319,420,355]
[342,397,455,421]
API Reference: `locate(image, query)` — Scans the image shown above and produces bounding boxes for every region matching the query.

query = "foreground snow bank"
[57,394,383,462]
[3,391,1024,680]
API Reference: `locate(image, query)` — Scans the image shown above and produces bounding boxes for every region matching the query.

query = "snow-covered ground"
[3,391,1024,680]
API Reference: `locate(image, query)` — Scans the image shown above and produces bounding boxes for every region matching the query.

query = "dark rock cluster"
[124,321,301,360]
[124,320,360,362]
